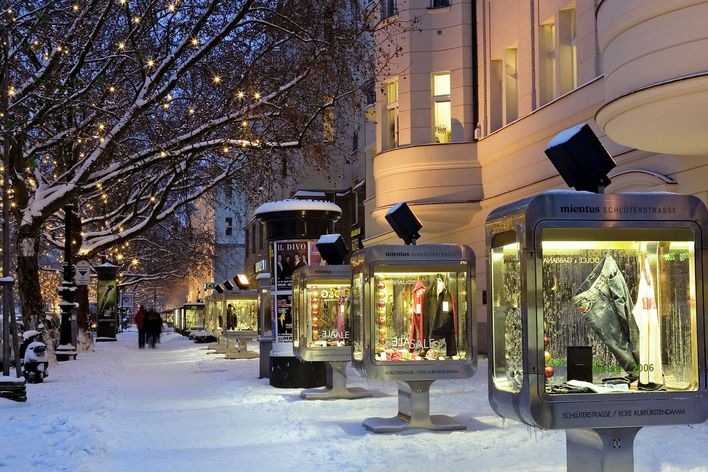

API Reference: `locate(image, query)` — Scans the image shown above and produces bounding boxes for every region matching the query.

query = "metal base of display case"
[300,362,372,400]
[566,427,641,472]
[363,380,465,433]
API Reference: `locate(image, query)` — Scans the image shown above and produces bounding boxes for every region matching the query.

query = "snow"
[254,199,342,215]
[317,233,342,244]
[547,123,587,149]
[2,331,707,471]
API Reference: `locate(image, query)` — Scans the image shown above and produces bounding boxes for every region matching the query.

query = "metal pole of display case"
[566,427,641,472]
[301,361,370,400]
[363,380,464,433]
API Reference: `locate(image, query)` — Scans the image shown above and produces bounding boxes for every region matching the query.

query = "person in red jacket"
[135,305,146,349]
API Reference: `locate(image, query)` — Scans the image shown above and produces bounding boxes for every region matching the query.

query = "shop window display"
[224,298,258,332]
[371,271,467,362]
[299,283,350,348]
[492,228,699,395]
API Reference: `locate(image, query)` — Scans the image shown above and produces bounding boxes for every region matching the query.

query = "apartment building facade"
[366,0,708,350]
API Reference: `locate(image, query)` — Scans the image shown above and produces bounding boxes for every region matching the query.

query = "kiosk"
[350,244,476,432]
[178,302,205,334]
[293,235,372,400]
[486,191,708,471]
[222,289,259,359]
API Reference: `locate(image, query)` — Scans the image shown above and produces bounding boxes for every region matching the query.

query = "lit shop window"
[432,73,451,143]
[384,79,399,150]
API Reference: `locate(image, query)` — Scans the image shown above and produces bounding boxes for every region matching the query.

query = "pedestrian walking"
[135,305,146,349]
[146,308,162,348]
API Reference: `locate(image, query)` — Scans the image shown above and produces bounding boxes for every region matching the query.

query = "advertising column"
[95,263,119,342]
[254,199,341,388]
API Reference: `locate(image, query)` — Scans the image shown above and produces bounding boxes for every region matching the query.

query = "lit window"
[538,7,577,106]
[432,73,451,143]
[384,79,399,150]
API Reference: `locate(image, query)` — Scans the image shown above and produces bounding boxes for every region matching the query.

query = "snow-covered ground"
[1,331,707,472]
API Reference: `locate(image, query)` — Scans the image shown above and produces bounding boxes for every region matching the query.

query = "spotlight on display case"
[292,235,371,400]
[351,244,476,433]
[486,191,708,471]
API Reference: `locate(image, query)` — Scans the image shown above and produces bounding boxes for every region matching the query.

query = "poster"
[97,279,117,321]
[274,240,310,290]
[275,294,293,342]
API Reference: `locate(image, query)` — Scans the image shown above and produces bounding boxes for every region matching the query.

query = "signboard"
[120,292,134,309]
[97,278,117,321]
[74,260,92,286]
[203,282,214,290]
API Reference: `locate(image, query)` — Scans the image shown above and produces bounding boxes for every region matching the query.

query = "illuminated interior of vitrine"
[304,283,351,347]
[491,228,699,394]
[224,299,257,331]
[370,270,468,362]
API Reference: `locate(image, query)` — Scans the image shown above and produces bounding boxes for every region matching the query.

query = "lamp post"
[55,204,77,361]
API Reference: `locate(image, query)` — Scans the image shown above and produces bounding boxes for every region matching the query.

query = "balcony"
[371,142,481,235]
[595,0,708,155]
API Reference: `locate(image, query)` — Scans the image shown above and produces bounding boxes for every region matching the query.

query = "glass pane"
[352,272,364,361]
[305,283,351,347]
[373,270,468,362]
[433,73,450,96]
[542,230,699,394]
[225,299,258,331]
[386,80,398,105]
[434,101,451,143]
[491,242,523,392]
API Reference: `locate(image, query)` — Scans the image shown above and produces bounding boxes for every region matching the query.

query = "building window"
[538,6,577,106]
[384,79,399,150]
[381,0,397,19]
[225,217,233,236]
[489,60,503,132]
[252,222,257,254]
[504,47,519,124]
[432,73,451,143]
[258,222,264,250]
[558,8,577,95]
[431,0,449,7]
[539,20,556,106]
[245,227,250,257]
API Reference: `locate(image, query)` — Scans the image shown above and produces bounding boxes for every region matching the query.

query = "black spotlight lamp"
[233,274,250,290]
[316,234,348,265]
[385,202,422,245]
[214,284,224,294]
[545,123,616,194]
[223,279,234,291]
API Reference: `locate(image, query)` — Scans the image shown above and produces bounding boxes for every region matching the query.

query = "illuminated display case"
[350,244,476,432]
[181,302,205,331]
[487,191,708,468]
[292,265,371,400]
[293,265,352,362]
[221,291,259,359]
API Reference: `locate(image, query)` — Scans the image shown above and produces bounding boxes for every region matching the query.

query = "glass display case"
[181,302,205,331]
[487,191,708,468]
[292,265,371,400]
[350,244,476,432]
[221,291,259,359]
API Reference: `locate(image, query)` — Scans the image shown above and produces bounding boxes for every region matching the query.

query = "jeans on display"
[572,255,640,375]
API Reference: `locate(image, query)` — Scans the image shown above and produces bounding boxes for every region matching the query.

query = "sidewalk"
[0,332,706,471]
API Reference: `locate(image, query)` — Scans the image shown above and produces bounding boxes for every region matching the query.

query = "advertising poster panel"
[276,294,293,343]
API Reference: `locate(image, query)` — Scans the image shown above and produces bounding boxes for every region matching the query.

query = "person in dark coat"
[145,309,162,348]
[135,306,146,349]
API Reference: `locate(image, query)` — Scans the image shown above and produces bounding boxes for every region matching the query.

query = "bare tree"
[1,1,406,325]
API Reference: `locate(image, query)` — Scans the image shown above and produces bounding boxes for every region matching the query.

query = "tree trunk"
[16,229,43,330]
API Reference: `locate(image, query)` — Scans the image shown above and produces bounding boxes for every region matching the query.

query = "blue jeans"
[572,255,640,374]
